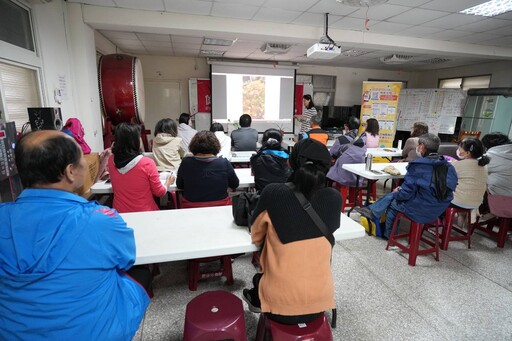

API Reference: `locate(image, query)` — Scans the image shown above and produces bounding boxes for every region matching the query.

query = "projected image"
[211,63,295,132]
[243,76,265,119]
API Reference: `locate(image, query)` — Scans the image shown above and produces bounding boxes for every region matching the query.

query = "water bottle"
[365,153,373,171]
[397,140,403,150]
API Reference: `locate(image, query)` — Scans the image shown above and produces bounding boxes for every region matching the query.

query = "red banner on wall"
[197,79,211,113]
[294,84,304,116]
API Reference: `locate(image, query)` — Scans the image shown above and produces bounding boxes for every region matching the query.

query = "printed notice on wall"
[58,74,68,100]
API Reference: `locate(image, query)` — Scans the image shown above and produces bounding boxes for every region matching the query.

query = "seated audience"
[365,118,380,148]
[177,131,239,206]
[231,114,258,151]
[401,121,428,161]
[177,113,197,152]
[152,118,185,171]
[0,130,150,340]
[210,122,232,158]
[109,123,174,213]
[357,133,458,239]
[250,128,291,191]
[327,116,367,186]
[306,114,328,146]
[482,132,512,196]
[295,94,317,139]
[451,138,489,209]
[243,139,342,324]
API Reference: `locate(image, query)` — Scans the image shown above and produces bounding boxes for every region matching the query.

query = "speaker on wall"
[28,107,63,131]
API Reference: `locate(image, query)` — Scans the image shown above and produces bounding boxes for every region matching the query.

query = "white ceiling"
[68,0,512,71]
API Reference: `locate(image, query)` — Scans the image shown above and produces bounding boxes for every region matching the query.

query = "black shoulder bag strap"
[286,183,335,247]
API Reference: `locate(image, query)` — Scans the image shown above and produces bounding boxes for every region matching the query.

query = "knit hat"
[289,139,331,174]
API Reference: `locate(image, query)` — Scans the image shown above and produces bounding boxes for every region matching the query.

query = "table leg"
[347,175,360,217]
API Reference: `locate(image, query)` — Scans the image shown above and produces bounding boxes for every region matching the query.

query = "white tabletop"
[228,151,257,163]
[366,148,402,158]
[342,162,409,180]
[119,205,366,265]
[90,168,254,194]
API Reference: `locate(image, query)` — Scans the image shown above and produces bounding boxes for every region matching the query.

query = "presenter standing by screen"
[295,94,317,140]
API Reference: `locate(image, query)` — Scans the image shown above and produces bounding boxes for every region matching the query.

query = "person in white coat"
[210,122,232,159]
[177,113,197,153]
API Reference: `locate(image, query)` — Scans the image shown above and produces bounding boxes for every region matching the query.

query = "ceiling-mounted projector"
[307,43,341,59]
[307,13,341,60]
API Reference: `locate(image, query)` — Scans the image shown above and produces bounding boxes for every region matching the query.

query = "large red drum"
[98,54,145,125]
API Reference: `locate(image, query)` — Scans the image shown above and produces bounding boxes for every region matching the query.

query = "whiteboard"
[144,81,181,135]
[396,89,466,134]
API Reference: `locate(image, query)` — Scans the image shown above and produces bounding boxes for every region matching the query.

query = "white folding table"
[119,205,366,265]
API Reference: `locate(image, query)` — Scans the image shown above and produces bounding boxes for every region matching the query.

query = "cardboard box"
[77,152,100,197]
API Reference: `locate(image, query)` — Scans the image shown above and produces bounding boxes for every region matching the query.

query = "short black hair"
[15,132,82,188]
[460,137,490,166]
[154,118,177,137]
[346,116,360,130]
[189,130,221,155]
[482,132,510,149]
[210,122,225,133]
[113,123,141,156]
[179,113,191,124]
[239,114,252,127]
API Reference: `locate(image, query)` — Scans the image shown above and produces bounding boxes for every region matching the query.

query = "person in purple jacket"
[0,130,150,341]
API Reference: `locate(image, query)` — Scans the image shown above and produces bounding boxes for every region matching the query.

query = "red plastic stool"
[188,255,233,291]
[473,192,512,248]
[255,313,333,341]
[336,182,377,212]
[183,290,247,341]
[440,206,472,250]
[386,212,440,266]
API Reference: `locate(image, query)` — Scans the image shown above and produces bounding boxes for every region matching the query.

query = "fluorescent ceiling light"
[460,0,512,17]
[203,38,235,46]
[200,50,225,56]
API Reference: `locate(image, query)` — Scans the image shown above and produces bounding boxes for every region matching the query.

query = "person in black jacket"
[250,128,291,191]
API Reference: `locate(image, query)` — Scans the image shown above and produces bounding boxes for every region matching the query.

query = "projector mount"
[319,13,340,49]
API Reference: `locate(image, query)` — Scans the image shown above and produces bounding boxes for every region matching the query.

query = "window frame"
[438,74,491,91]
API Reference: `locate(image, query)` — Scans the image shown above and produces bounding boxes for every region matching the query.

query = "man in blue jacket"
[0,130,150,340]
[357,133,458,239]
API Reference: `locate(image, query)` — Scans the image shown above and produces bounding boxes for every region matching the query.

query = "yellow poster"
[358,81,402,148]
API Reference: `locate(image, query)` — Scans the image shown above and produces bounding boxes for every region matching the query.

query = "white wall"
[409,60,512,88]
[298,64,412,106]
[29,1,103,151]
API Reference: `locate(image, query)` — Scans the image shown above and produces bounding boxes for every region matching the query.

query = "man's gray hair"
[418,133,440,154]
[310,113,322,126]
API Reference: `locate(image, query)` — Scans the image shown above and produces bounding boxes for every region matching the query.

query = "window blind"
[0,62,41,131]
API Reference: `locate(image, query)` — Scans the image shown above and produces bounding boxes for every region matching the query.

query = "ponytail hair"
[459,137,489,167]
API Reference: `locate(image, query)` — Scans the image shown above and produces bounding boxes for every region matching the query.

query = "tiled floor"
[132,181,512,341]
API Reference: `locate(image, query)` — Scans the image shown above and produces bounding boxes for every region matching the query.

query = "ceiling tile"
[349,4,411,21]
[142,41,172,48]
[457,18,512,33]
[252,7,302,23]
[423,13,485,29]
[147,49,173,55]
[419,0,485,12]
[331,16,372,30]
[424,29,472,40]
[171,35,203,44]
[455,32,503,44]
[368,21,411,34]
[113,0,165,11]
[215,0,265,5]
[211,2,259,19]
[494,11,512,21]
[67,0,116,6]
[136,33,171,41]
[261,0,319,12]
[115,40,145,48]
[101,30,138,40]
[163,0,212,15]
[397,25,444,38]
[291,12,342,27]
[387,0,430,6]
[387,8,449,25]
[479,36,512,46]
[172,42,201,50]
[309,0,359,16]
[484,25,512,36]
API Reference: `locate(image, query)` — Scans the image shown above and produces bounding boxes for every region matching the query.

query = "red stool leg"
[386,213,402,250]
[441,207,455,250]
[222,255,234,285]
[339,185,348,212]
[188,260,200,291]
[497,218,510,248]
[408,222,422,266]
[466,211,472,249]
